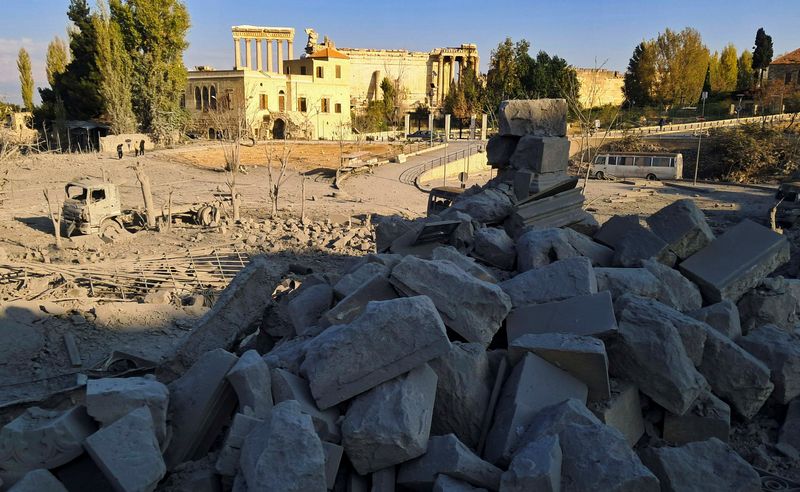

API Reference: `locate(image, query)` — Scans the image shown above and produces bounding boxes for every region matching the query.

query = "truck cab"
[776,181,800,228]
[63,178,123,236]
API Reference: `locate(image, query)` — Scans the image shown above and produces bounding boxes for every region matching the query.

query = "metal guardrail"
[398,143,483,186]
[602,112,800,139]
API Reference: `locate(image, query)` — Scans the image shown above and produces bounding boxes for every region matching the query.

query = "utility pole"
[693,91,708,185]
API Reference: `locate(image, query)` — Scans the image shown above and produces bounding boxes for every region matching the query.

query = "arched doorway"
[208,127,216,139]
[272,119,285,140]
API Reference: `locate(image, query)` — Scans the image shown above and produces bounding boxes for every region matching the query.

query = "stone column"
[428,113,434,133]
[474,55,480,76]
[245,38,252,70]
[444,114,451,142]
[404,113,411,136]
[437,56,444,105]
[256,39,263,71]
[267,40,274,73]
[234,38,241,69]
[449,57,456,86]
[277,41,284,73]
[287,40,293,61]
[480,113,488,141]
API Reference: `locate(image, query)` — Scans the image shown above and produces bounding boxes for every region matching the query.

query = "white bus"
[591,152,683,180]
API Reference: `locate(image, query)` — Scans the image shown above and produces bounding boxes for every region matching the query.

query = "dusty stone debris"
[2,99,800,491]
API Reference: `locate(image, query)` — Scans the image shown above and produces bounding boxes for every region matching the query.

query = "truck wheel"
[196,206,214,227]
[646,173,658,181]
[100,219,124,242]
[595,171,605,180]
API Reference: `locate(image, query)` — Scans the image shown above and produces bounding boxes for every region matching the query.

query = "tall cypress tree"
[623,41,655,106]
[752,27,773,86]
[94,0,136,134]
[17,48,34,111]
[54,0,103,119]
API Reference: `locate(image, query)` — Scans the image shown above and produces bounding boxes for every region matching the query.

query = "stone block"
[323,442,343,490]
[497,99,568,137]
[174,256,270,370]
[86,376,169,445]
[164,349,239,469]
[334,263,390,299]
[738,323,800,403]
[472,227,516,270]
[698,327,773,419]
[433,246,497,283]
[638,438,761,492]
[499,257,597,308]
[779,398,800,453]
[262,335,313,374]
[505,291,617,343]
[484,353,588,466]
[593,215,674,267]
[646,198,715,260]
[271,368,341,443]
[679,219,790,303]
[663,391,731,445]
[515,228,580,271]
[487,135,520,168]
[509,135,570,174]
[508,333,610,401]
[226,349,273,418]
[396,434,503,491]
[301,296,451,409]
[506,187,586,232]
[500,435,561,492]
[429,343,495,450]
[375,216,412,253]
[737,277,797,333]
[589,380,645,447]
[641,259,703,312]
[0,406,96,486]
[510,399,600,456]
[441,188,514,226]
[85,407,166,492]
[322,274,398,327]
[391,257,511,346]
[433,474,487,491]
[371,466,395,492]
[512,170,535,201]
[609,294,706,415]
[8,469,68,492]
[239,400,327,492]
[216,413,263,477]
[593,214,640,248]
[288,283,334,336]
[342,364,438,475]
[688,300,742,339]
[595,267,661,302]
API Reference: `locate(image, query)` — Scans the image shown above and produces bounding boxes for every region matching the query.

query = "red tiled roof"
[772,48,800,65]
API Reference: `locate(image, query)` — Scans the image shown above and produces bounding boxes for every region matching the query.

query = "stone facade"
[575,69,625,108]
[767,48,800,86]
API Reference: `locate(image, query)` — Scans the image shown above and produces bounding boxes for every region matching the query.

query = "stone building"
[574,69,625,108]
[186,26,352,140]
[767,48,800,86]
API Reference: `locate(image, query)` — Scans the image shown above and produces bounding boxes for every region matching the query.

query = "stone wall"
[575,69,625,108]
[341,49,432,110]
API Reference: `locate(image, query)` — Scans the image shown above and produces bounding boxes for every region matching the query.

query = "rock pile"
[1,100,798,491]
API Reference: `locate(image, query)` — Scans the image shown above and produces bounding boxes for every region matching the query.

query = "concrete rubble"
[3,98,797,490]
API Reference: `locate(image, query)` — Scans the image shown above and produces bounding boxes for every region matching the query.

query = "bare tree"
[43,189,63,249]
[265,141,292,217]
[133,162,157,228]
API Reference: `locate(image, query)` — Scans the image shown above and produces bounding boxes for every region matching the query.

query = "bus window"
[594,156,605,165]
[606,156,617,166]
[652,157,671,167]
[634,157,650,167]
[618,156,633,166]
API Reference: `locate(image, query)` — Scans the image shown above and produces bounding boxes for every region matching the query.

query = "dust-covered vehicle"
[775,181,800,228]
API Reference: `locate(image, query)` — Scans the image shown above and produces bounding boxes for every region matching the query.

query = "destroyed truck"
[62,178,223,240]
[775,181,800,228]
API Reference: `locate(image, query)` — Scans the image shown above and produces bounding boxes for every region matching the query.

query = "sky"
[1,0,799,105]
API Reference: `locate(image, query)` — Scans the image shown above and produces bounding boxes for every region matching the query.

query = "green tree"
[623,41,656,105]
[94,0,136,134]
[411,102,430,131]
[45,37,70,88]
[56,0,103,119]
[737,50,754,91]
[110,0,190,141]
[379,76,396,125]
[701,63,712,101]
[718,43,738,93]
[486,38,524,111]
[651,27,709,107]
[752,27,773,86]
[17,48,34,111]
[708,51,721,92]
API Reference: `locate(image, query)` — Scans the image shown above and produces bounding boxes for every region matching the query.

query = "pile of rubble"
[2,100,799,492]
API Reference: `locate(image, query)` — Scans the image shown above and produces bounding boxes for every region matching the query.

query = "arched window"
[210,86,217,110]
[202,86,209,110]
[278,90,286,112]
[194,87,201,110]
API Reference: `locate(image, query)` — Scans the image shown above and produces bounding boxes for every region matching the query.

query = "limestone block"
[589,380,645,447]
[638,438,761,492]
[84,407,166,492]
[499,257,597,308]
[323,442,343,490]
[497,99,567,137]
[510,399,600,457]
[593,214,640,248]
[445,188,514,225]
[433,246,497,283]
[567,210,600,236]
[396,434,503,491]
[262,335,313,374]
[434,474,487,491]
[679,219,790,303]
[508,333,610,401]
[486,135,520,168]
[164,348,239,469]
[516,228,580,271]
[509,135,570,174]
[472,227,516,270]
[484,353,588,466]
[698,327,774,419]
[737,277,797,333]
[226,349,273,418]
[608,294,706,415]
[512,170,535,201]
[322,274,398,327]
[779,398,800,453]
[562,228,614,266]
[342,364,438,475]
[645,198,715,259]
[593,215,674,267]
[174,256,269,370]
[505,291,617,343]
[7,469,67,492]
[271,368,341,443]
[288,283,334,336]
[334,263,390,299]
[391,257,511,346]
[499,435,561,492]
[738,324,800,403]
[216,413,263,477]
[641,259,703,312]
[688,300,742,339]
[595,267,661,302]
[301,296,451,409]
[0,406,96,486]
[86,376,169,445]
[375,216,412,253]
[663,391,730,445]
[239,400,327,492]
